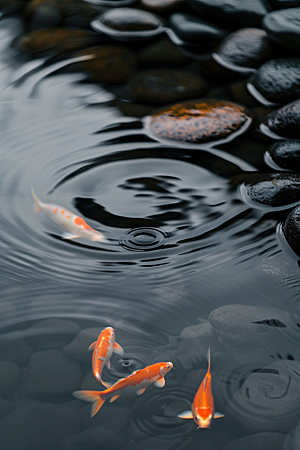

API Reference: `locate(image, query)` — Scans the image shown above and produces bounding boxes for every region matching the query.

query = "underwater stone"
[169,13,227,44]
[25,349,82,397]
[263,8,300,52]
[25,0,63,28]
[0,404,81,450]
[251,59,300,104]
[82,404,131,433]
[269,0,300,8]
[0,333,34,366]
[63,327,101,364]
[128,69,207,105]
[283,205,300,256]
[0,396,17,421]
[223,432,290,450]
[266,99,300,138]
[267,141,300,171]
[148,99,252,145]
[242,173,300,207]
[215,28,273,69]
[97,8,161,32]
[138,36,190,67]
[61,427,124,450]
[0,361,21,397]
[25,318,80,350]
[209,305,300,364]
[140,0,184,14]
[225,360,300,432]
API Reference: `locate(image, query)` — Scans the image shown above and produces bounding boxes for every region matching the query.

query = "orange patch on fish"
[53,208,58,213]
[61,210,65,214]
[74,216,91,229]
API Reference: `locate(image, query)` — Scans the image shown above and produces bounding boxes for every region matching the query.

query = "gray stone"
[61,427,124,450]
[25,319,80,350]
[169,13,227,44]
[267,99,300,138]
[267,141,300,171]
[0,361,21,397]
[223,432,288,450]
[81,403,131,433]
[0,332,34,366]
[283,204,300,256]
[263,8,300,52]
[63,327,100,365]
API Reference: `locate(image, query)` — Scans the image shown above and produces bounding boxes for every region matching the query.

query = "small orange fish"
[89,327,123,388]
[32,187,107,242]
[73,361,173,417]
[177,348,224,428]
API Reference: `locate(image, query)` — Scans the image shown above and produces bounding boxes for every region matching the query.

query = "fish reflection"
[31,188,107,242]
[177,348,224,428]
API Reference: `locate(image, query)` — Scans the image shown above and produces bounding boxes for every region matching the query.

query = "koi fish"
[31,187,107,242]
[73,361,173,417]
[177,348,224,428]
[89,327,124,388]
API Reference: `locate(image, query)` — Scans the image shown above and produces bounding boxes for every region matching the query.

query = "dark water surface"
[1,14,300,450]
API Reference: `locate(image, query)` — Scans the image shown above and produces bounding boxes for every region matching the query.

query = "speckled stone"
[18,28,98,54]
[187,0,269,28]
[76,45,137,84]
[267,141,300,170]
[149,99,252,145]
[242,173,300,207]
[283,204,300,256]
[263,7,300,51]
[97,7,161,31]
[128,69,207,105]
[216,28,273,69]
[140,0,184,14]
[251,59,300,104]
[266,99,300,138]
[169,13,227,44]
[223,432,290,450]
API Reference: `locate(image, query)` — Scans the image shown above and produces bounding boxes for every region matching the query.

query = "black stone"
[263,7,300,52]
[267,99,300,138]
[283,204,300,256]
[269,0,300,7]
[25,319,80,350]
[169,13,227,44]
[267,141,300,170]
[138,36,190,67]
[223,432,290,450]
[98,8,161,32]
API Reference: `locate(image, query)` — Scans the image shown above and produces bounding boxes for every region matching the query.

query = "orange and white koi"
[89,327,124,388]
[73,361,173,417]
[31,187,107,242]
[177,348,224,428]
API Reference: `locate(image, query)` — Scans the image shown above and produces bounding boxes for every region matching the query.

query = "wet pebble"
[0,332,33,366]
[25,0,63,28]
[140,0,184,14]
[209,304,300,363]
[225,360,300,432]
[63,327,101,364]
[250,58,300,104]
[61,427,124,450]
[169,13,227,44]
[24,319,80,350]
[148,99,252,146]
[63,1,98,29]
[0,403,81,450]
[214,28,273,71]
[263,7,300,52]
[128,69,207,105]
[187,0,269,28]
[266,141,300,170]
[265,99,300,138]
[76,46,137,84]
[283,204,300,256]
[223,432,290,450]
[138,36,190,67]
[0,396,17,421]
[0,361,21,398]
[96,7,162,32]
[241,173,300,208]
[25,349,82,397]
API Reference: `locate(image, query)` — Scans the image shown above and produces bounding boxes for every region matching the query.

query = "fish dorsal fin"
[214,412,225,419]
[109,394,121,403]
[113,342,124,355]
[88,341,96,351]
[177,410,193,420]
[154,377,165,388]
[207,347,211,373]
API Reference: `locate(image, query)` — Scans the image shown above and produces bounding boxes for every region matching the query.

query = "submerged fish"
[89,327,124,388]
[31,187,107,242]
[73,361,173,417]
[177,348,224,428]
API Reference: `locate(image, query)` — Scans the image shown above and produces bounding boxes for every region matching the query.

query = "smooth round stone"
[128,69,207,105]
[0,333,33,366]
[148,99,252,145]
[223,432,289,450]
[251,58,300,104]
[267,141,300,170]
[266,99,300,138]
[24,318,80,350]
[242,173,300,207]
[209,305,300,363]
[63,327,101,364]
[76,46,137,84]
[81,404,131,433]
[63,1,99,28]
[263,8,300,51]
[138,36,190,67]
[269,0,300,8]
[215,28,273,69]
[18,28,98,54]
[226,360,300,432]
[97,7,161,31]
[25,349,82,397]
[61,427,124,450]
[0,362,20,397]
[140,0,184,14]
[283,205,300,256]
[187,0,269,28]
[169,13,227,44]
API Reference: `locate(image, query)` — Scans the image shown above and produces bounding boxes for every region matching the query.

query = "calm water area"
[1,7,300,450]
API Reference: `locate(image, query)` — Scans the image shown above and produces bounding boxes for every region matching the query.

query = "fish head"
[79,228,108,242]
[194,408,213,429]
[159,362,173,376]
[101,327,115,341]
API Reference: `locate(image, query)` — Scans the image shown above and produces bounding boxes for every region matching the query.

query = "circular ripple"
[120,227,168,252]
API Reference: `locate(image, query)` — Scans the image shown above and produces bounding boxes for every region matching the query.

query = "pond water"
[1,8,300,450]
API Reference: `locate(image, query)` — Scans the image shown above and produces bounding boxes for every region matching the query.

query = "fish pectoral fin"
[109,394,121,403]
[177,410,193,420]
[88,341,96,351]
[106,360,111,370]
[101,380,112,389]
[33,203,41,213]
[61,232,80,240]
[113,342,124,355]
[214,412,225,419]
[154,377,165,388]
[136,387,147,395]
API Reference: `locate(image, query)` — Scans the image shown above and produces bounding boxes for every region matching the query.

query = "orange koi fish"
[73,361,173,417]
[32,188,107,242]
[177,348,224,428]
[89,327,124,388]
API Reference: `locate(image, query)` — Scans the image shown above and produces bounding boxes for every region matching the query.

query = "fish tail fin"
[31,187,41,212]
[207,347,211,373]
[73,390,105,417]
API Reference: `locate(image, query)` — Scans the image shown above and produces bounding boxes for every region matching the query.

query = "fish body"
[177,348,224,428]
[73,361,173,417]
[32,188,107,242]
[89,327,124,388]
